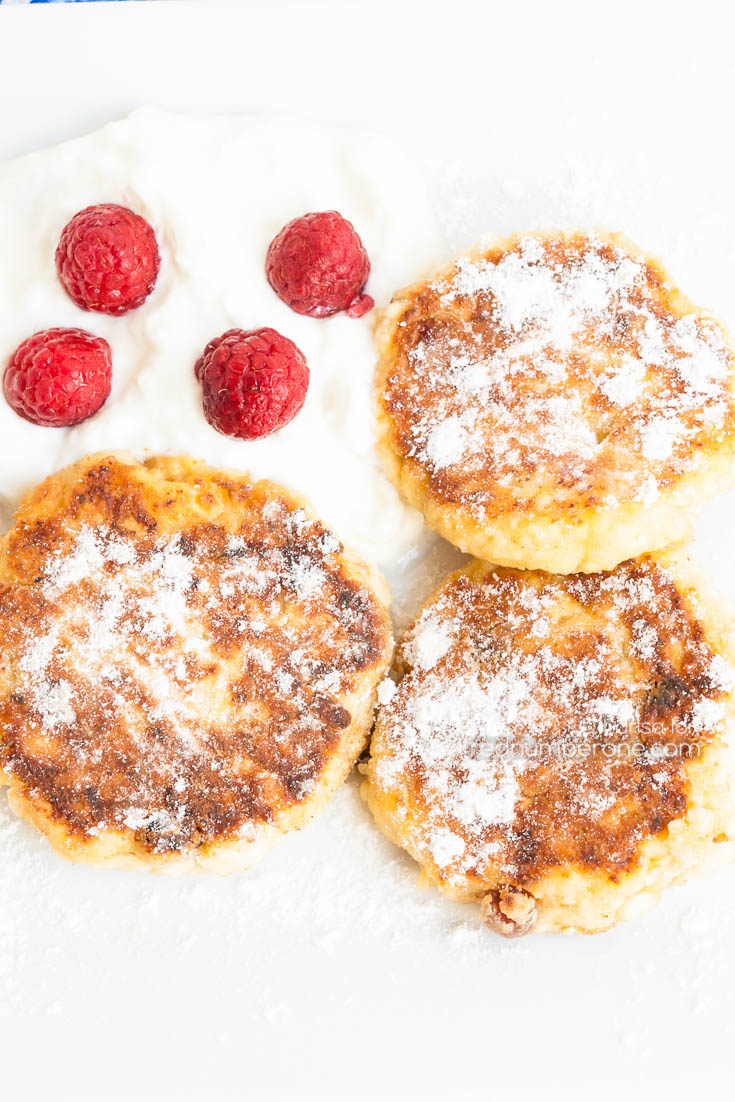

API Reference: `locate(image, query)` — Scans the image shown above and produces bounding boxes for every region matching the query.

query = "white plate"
[0,3,734,1100]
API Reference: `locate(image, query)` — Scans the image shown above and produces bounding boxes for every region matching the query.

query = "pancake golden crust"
[364,553,735,934]
[0,453,392,872]
[376,231,735,573]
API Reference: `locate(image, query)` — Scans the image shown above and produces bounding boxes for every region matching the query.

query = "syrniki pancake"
[0,453,393,872]
[364,554,735,934]
[376,231,735,573]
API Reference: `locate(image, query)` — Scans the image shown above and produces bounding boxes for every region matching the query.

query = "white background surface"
[1,2,735,1099]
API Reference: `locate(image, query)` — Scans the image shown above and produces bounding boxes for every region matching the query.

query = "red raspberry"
[3,328,112,427]
[266,210,374,319]
[55,203,160,315]
[195,327,309,440]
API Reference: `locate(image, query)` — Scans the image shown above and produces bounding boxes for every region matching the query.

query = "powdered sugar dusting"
[600,355,646,407]
[402,610,455,671]
[385,233,735,512]
[370,559,734,885]
[424,413,479,469]
[0,480,389,855]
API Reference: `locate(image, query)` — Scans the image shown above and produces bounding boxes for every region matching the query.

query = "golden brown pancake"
[364,553,735,934]
[0,452,392,871]
[376,231,735,573]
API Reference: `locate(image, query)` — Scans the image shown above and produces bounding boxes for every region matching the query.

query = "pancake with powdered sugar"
[364,553,735,934]
[376,231,735,573]
[0,452,392,871]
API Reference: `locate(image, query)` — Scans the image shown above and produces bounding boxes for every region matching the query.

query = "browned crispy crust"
[0,453,392,867]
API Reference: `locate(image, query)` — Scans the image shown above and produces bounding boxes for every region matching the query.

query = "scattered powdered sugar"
[423,412,479,469]
[18,632,77,730]
[376,678,397,706]
[593,696,636,726]
[439,237,639,350]
[599,354,646,407]
[20,528,205,745]
[631,619,659,661]
[372,561,735,883]
[707,654,735,694]
[429,827,466,867]
[0,768,528,1037]
[287,555,327,601]
[402,611,455,671]
[389,233,734,510]
[689,698,726,733]
[640,416,689,462]
[373,654,536,877]
[635,475,660,507]
[3,502,382,849]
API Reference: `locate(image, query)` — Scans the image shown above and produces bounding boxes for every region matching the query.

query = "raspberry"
[266,210,373,319]
[195,327,309,440]
[3,328,112,427]
[55,203,160,315]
